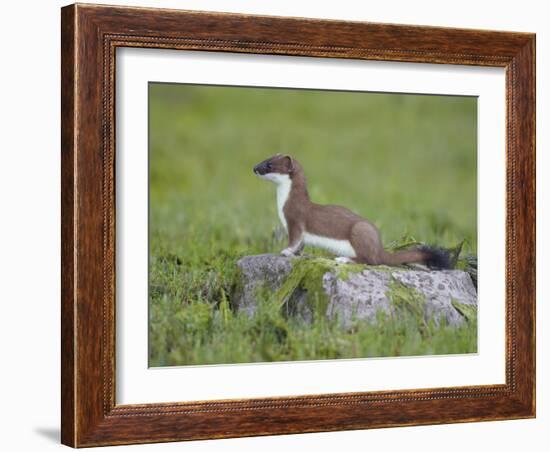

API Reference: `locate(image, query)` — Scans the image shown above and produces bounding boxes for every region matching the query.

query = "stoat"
[253,154,451,268]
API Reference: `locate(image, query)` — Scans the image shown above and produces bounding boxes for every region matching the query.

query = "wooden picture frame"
[61,3,535,447]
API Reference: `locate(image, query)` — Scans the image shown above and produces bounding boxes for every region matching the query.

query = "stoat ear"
[283,155,294,173]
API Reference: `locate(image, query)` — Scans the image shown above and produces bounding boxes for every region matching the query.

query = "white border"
[116,48,506,404]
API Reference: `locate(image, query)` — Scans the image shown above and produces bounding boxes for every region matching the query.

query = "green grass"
[148,83,478,367]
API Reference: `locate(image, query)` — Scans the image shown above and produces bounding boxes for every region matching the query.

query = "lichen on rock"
[275,257,364,315]
[233,254,477,329]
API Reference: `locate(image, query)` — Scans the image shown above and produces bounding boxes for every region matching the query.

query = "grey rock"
[324,270,393,326]
[233,254,477,328]
[232,254,295,317]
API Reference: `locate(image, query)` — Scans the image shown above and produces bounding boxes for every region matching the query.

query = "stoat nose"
[253,164,262,175]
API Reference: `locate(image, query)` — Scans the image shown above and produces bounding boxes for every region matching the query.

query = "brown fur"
[254,154,436,267]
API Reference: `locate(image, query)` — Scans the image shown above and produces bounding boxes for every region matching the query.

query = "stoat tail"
[381,245,453,269]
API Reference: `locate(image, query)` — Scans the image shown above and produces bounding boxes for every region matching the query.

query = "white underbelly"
[303,233,356,258]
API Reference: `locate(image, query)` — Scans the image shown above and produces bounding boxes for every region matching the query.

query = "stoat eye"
[266,163,272,170]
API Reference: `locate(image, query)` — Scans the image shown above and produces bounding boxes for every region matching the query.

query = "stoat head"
[253,154,295,185]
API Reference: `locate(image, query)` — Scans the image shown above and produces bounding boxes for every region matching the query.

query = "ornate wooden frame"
[61,3,535,447]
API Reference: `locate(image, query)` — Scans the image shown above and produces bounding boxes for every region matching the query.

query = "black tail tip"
[420,245,454,270]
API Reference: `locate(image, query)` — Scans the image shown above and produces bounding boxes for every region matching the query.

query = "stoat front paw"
[335,257,353,264]
[281,248,294,257]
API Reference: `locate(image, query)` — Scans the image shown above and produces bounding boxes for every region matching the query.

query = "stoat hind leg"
[349,221,385,265]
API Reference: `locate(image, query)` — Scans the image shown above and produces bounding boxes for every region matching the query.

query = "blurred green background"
[148,83,477,367]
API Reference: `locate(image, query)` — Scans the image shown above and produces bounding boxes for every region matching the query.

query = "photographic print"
[148,83,478,367]
[61,6,535,445]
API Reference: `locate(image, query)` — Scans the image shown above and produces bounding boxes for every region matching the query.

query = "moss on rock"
[275,257,364,314]
[385,277,429,331]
